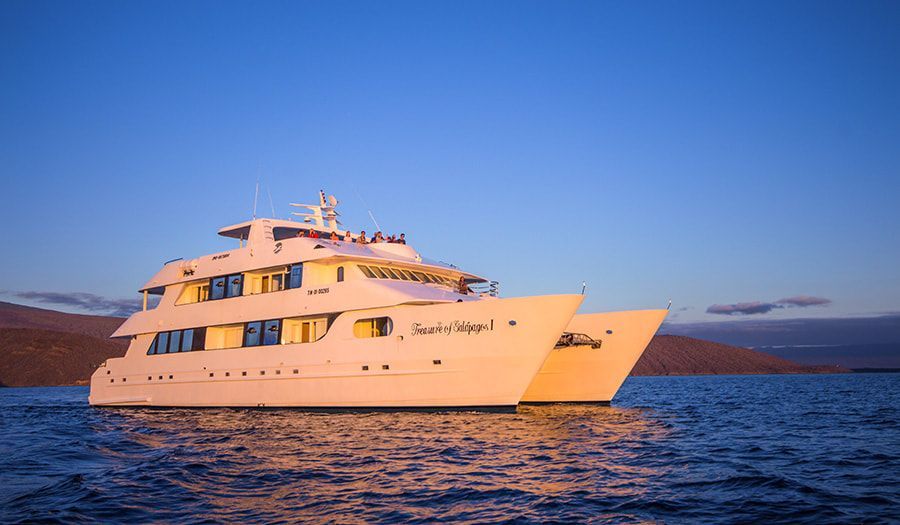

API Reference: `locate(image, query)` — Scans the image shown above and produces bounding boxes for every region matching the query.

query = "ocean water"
[1,374,897,524]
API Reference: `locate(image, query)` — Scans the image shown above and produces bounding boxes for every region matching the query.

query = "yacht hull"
[520,309,667,404]
[89,295,582,409]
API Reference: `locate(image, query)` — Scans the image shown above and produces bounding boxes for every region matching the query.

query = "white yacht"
[521,309,668,404]
[89,192,583,410]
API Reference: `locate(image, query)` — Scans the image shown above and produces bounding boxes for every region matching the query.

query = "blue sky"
[1,1,898,331]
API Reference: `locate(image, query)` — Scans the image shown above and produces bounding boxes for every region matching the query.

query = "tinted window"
[263,320,280,346]
[181,329,194,352]
[371,266,388,279]
[169,330,182,353]
[337,266,344,282]
[191,327,206,350]
[358,265,376,278]
[226,274,243,298]
[383,268,401,280]
[147,336,157,355]
[402,269,419,281]
[210,276,226,300]
[289,264,303,289]
[244,321,262,347]
[157,332,169,354]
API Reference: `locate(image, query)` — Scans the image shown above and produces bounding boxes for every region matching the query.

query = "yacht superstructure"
[89,192,582,409]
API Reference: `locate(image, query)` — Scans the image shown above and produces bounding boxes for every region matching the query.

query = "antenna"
[352,185,382,231]
[581,281,587,295]
[266,186,276,218]
[252,178,260,219]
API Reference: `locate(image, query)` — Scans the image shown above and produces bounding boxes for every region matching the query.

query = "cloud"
[707,295,832,316]
[706,302,781,315]
[8,291,143,317]
[777,295,832,307]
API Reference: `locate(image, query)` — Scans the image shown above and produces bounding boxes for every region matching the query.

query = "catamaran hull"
[521,309,668,404]
[89,295,582,409]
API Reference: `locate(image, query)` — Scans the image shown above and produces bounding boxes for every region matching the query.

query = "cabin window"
[147,337,157,355]
[283,317,329,343]
[371,266,388,279]
[383,267,401,280]
[358,265,376,278]
[226,274,243,298]
[337,266,344,282]
[157,332,170,354]
[244,321,262,347]
[413,271,429,282]
[169,330,182,353]
[181,329,194,352]
[288,264,303,289]
[211,276,226,300]
[263,320,281,346]
[353,317,393,338]
[395,269,411,281]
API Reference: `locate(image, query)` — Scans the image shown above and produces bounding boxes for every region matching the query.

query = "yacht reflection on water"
[92,404,671,520]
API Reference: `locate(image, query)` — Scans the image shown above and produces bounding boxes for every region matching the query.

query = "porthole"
[293,369,299,374]
[148,376,152,380]
[382,364,390,370]
[362,365,369,371]
[225,372,231,377]
[209,372,214,377]
[168,375,173,379]
[276,370,281,375]
[260,370,266,376]
[110,378,114,383]
[242,371,247,376]
[433,359,442,365]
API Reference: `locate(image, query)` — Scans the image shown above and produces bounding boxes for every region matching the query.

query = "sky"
[1,1,898,343]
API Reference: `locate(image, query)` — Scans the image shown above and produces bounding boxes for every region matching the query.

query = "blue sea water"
[1,374,897,524]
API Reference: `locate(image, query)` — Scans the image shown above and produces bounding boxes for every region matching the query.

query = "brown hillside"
[0,328,128,387]
[632,335,849,376]
[0,301,125,341]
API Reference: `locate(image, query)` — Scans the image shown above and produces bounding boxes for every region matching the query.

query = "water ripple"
[1,374,898,523]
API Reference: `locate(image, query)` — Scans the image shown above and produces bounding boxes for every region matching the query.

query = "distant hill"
[0,328,127,387]
[0,302,128,387]
[0,301,125,341]
[632,335,848,376]
[0,301,848,387]
[754,343,900,369]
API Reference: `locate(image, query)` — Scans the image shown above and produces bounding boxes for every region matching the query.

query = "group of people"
[296,229,406,245]
[354,231,406,245]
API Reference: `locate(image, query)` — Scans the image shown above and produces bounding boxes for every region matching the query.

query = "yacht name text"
[410,320,494,336]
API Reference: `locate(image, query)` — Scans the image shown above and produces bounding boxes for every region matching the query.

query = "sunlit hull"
[89,295,582,409]
[521,309,668,404]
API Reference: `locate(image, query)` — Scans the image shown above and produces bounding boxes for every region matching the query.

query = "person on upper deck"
[458,276,469,295]
[330,231,339,241]
[309,230,320,239]
[398,233,406,245]
[344,230,353,242]
[357,231,367,244]
[296,230,306,238]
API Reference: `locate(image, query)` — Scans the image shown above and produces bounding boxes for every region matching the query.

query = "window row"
[148,327,207,355]
[357,264,454,287]
[146,316,393,355]
[179,263,304,305]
